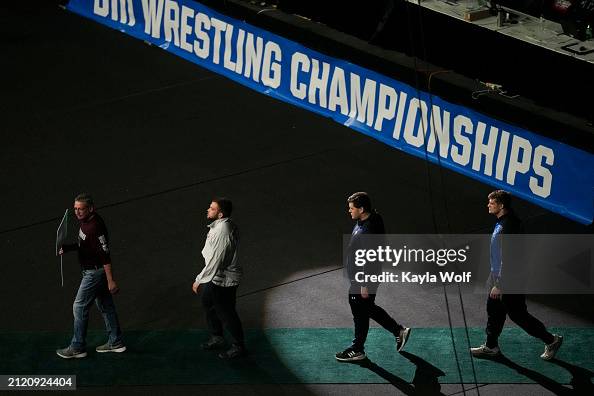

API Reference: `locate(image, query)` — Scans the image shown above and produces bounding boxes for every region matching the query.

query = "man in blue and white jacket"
[471,190,562,361]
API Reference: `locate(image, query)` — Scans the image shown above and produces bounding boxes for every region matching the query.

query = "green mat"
[1,328,592,386]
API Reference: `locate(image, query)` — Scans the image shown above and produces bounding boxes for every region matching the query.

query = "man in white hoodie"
[192,197,245,359]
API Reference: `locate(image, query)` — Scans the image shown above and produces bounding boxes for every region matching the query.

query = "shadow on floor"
[354,351,446,395]
[550,358,594,395]
[491,355,593,395]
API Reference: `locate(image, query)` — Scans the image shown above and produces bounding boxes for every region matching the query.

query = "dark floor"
[1,2,592,395]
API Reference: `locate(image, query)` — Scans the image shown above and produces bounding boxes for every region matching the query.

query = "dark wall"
[275,0,593,123]
[13,0,594,150]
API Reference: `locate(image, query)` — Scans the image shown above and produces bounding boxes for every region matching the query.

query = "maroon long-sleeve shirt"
[65,213,111,269]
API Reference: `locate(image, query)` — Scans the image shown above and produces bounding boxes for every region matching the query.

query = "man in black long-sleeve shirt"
[470,190,562,361]
[57,193,125,359]
[336,192,410,362]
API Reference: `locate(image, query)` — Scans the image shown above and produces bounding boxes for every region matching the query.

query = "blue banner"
[67,0,594,224]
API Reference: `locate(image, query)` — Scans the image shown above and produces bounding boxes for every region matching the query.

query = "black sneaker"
[56,346,87,359]
[396,327,411,352]
[202,335,225,350]
[218,344,246,359]
[335,347,366,362]
[96,342,127,353]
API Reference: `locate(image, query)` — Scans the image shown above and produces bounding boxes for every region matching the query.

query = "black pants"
[201,282,244,346]
[349,293,402,352]
[486,294,554,348]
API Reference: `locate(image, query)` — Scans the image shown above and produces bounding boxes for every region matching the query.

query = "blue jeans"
[70,268,123,350]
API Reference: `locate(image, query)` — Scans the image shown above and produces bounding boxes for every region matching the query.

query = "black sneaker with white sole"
[218,343,246,359]
[335,347,366,362]
[396,327,411,352]
[202,335,226,350]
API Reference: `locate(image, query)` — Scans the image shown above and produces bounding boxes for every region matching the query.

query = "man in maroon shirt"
[56,193,125,359]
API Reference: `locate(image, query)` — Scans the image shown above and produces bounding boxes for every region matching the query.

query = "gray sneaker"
[396,327,411,352]
[541,334,563,361]
[470,344,501,358]
[96,342,126,353]
[56,346,87,359]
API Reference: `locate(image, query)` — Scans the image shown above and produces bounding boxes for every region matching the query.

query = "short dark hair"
[488,190,511,209]
[347,192,372,212]
[212,197,233,218]
[75,193,94,208]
